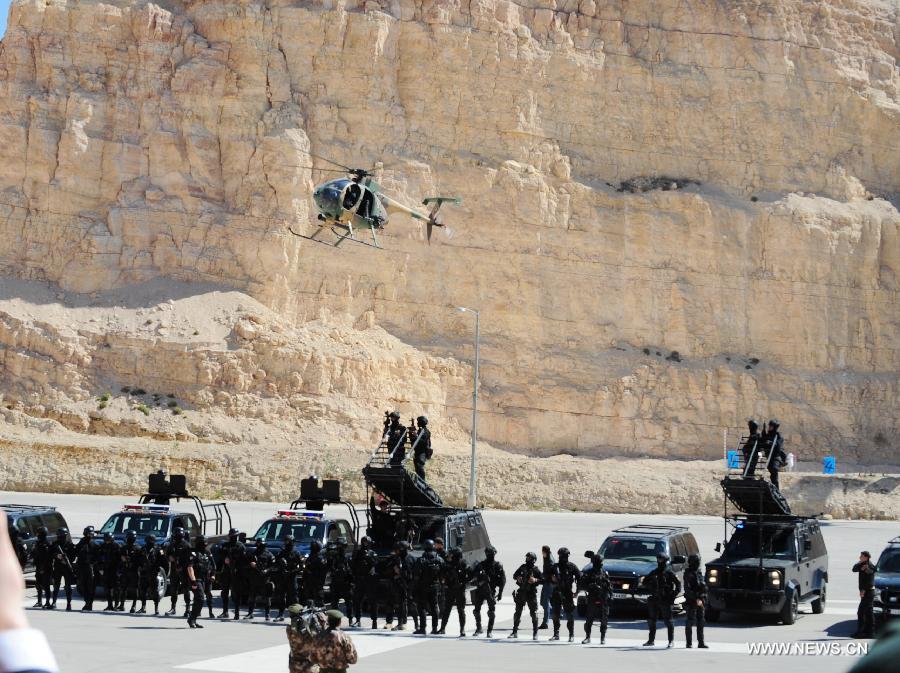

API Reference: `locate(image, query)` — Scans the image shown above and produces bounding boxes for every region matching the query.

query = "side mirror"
[804,539,812,552]
[238,532,247,543]
[715,543,722,553]
[672,555,686,565]
[584,551,594,559]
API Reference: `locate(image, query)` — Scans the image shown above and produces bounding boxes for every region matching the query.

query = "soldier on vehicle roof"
[763,419,787,489]
[385,411,407,465]
[410,416,433,481]
[742,419,762,477]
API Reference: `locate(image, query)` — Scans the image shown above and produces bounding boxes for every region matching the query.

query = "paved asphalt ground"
[3,491,895,673]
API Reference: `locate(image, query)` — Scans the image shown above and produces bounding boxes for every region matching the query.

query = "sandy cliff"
[0,0,897,504]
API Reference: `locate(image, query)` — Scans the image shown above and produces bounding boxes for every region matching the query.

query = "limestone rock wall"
[0,0,898,464]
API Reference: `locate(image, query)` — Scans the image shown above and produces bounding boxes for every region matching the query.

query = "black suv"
[705,515,828,624]
[3,504,70,574]
[577,524,699,615]
[875,536,900,622]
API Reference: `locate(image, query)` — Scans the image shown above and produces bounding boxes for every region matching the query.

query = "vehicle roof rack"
[612,524,690,536]
[0,504,57,513]
[290,476,360,535]
[137,472,231,537]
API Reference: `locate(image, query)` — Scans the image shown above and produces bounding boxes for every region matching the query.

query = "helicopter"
[290,154,460,249]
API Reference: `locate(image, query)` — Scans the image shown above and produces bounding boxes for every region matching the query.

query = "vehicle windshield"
[99,513,169,538]
[724,524,796,560]
[600,537,667,562]
[253,519,326,544]
[877,550,900,573]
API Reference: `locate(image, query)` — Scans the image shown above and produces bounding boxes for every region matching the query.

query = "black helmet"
[173,527,184,541]
[768,418,780,429]
[423,539,435,552]
[83,525,95,537]
[361,536,372,547]
[194,534,207,548]
[591,552,604,565]
[255,537,265,547]
[228,528,239,542]
[284,534,295,544]
[688,554,701,569]
[145,534,157,545]
[36,526,48,538]
[56,527,68,539]
[335,536,348,547]
[657,552,669,564]
[417,416,428,426]
[748,419,759,432]
[557,547,570,557]
[389,411,401,420]
[310,540,321,553]
[525,551,537,563]
[125,530,137,543]
[103,532,114,542]
[449,546,463,558]
[485,545,497,557]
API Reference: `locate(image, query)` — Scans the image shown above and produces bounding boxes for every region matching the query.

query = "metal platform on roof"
[721,476,792,516]
[362,437,444,508]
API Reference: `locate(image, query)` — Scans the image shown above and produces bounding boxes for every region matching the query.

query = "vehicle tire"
[705,607,720,623]
[781,592,799,625]
[157,568,169,599]
[811,586,826,614]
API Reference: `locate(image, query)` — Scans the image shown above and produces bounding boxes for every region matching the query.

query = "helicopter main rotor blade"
[306,151,354,172]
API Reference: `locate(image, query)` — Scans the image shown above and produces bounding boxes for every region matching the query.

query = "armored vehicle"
[875,536,900,622]
[3,504,70,574]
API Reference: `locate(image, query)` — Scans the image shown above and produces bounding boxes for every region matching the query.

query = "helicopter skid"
[288,223,382,249]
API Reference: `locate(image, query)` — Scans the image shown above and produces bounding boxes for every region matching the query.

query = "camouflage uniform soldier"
[287,604,328,673]
[311,610,358,673]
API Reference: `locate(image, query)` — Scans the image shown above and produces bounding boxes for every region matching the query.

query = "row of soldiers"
[18,524,708,648]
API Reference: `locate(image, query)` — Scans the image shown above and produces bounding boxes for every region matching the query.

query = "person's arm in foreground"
[0,511,58,673]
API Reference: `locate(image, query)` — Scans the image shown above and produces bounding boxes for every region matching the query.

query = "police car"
[249,509,359,556]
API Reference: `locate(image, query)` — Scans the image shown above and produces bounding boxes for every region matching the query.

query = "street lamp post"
[456,306,480,509]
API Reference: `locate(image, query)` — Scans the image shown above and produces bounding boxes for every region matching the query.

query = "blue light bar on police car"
[275,510,323,519]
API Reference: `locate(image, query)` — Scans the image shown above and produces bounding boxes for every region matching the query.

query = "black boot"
[686,627,693,649]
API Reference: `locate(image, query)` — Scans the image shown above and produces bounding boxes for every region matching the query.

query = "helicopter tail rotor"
[422,197,460,244]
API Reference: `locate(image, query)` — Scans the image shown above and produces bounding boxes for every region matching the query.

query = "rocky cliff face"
[0,0,897,466]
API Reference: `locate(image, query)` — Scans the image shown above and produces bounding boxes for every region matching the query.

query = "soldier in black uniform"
[385,412,407,465]
[117,530,143,612]
[374,552,396,630]
[195,535,217,620]
[509,551,542,640]
[742,420,762,477]
[389,541,416,631]
[217,528,245,619]
[549,547,581,642]
[49,527,76,611]
[74,526,98,611]
[683,554,709,648]
[98,532,121,611]
[186,535,215,629]
[763,419,787,489]
[643,552,681,648]
[328,537,353,613]
[438,547,470,637]
[411,416,433,480]
[580,552,612,644]
[138,534,164,614]
[350,536,377,628]
[472,545,505,638]
[538,545,554,630]
[31,527,53,608]
[413,539,444,635]
[245,538,276,620]
[853,551,876,638]
[165,527,192,617]
[273,535,303,621]
[304,540,328,606]
[10,525,28,570]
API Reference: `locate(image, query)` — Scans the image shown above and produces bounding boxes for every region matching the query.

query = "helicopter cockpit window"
[343,183,362,211]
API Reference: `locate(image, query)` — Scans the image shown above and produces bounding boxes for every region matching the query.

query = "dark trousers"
[648,600,674,643]
[78,568,96,609]
[391,582,413,626]
[472,587,497,633]
[512,590,538,635]
[169,569,191,610]
[441,588,466,633]
[351,578,377,625]
[34,567,52,604]
[247,579,272,618]
[415,586,441,632]
[768,465,781,489]
[685,601,706,645]
[539,583,552,624]
[330,579,353,612]
[141,571,160,609]
[414,461,426,480]
[118,572,140,608]
[275,574,298,614]
[584,600,609,639]
[551,592,576,636]
[189,580,206,623]
[857,590,875,636]
[52,568,75,606]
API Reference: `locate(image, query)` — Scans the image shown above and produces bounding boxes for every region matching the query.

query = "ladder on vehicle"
[362,430,444,508]
[726,433,777,478]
